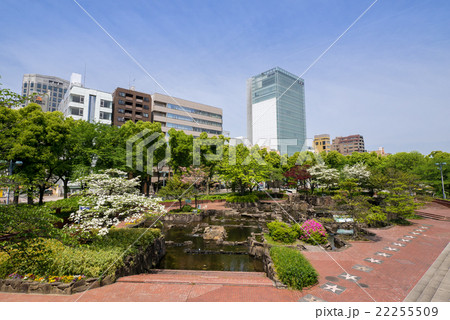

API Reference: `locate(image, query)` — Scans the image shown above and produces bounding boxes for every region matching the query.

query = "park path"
[0,202,448,302]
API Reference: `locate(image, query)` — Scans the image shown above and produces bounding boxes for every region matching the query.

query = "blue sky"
[1,0,449,154]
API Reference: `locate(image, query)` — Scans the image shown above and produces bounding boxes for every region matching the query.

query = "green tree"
[158,175,194,210]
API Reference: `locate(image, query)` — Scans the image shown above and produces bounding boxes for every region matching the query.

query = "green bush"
[267,221,299,244]
[226,194,259,203]
[45,196,81,219]
[0,228,161,279]
[270,246,318,290]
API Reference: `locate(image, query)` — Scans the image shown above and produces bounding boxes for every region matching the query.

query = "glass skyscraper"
[247,67,306,156]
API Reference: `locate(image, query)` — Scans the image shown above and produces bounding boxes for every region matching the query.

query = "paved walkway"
[0,203,448,302]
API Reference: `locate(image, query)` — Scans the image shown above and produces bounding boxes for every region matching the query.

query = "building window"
[118,100,125,105]
[117,117,125,122]
[143,97,150,102]
[23,89,27,94]
[119,92,125,97]
[118,108,125,113]
[143,113,149,117]
[59,88,62,93]
[71,94,84,103]
[100,112,112,120]
[24,82,27,88]
[30,82,34,88]
[58,93,62,98]
[37,83,41,89]
[43,84,47,90]
[143,105,149,110]
[135,111,142,116]
[70,107,83,116]
[48,86,53,91]
[100,99,112,108]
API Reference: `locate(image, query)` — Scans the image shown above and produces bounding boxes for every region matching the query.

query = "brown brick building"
[112,87,152,127]
[331,134,366,156]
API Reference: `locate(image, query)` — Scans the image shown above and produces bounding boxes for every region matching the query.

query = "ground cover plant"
[270,246,318,290]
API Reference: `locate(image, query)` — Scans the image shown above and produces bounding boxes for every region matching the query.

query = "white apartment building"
[59,73,112,125]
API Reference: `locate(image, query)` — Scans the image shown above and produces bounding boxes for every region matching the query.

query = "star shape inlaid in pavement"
[420,226,429,229]
[384,247,399,252]
[375,252,392,258]
[414,229,424,232]
[298,294,326,302]
[352,264,373,272]
[410,232,421,235]
[338,272,360,282]
[364,257,383,264]
[398,238,411,242]
[392,242,405,247]
[404,235,416,239]
[320,282,346,294]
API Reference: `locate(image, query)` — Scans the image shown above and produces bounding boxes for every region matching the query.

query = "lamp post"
[6,160,23,205]
[435,162,447,199]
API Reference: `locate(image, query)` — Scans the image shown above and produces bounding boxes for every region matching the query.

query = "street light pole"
[435,162,447,199]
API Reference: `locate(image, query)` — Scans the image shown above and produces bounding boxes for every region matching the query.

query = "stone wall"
[0,237,165,295]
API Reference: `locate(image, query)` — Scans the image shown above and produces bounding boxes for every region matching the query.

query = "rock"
[203,225,227,241]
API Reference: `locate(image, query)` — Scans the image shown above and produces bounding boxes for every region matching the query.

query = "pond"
[157,214,265,272]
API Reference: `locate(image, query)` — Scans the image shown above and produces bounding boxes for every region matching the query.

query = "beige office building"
[151,93,223,137]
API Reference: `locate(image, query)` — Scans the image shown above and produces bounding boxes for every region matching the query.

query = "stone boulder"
[203,226,227,241]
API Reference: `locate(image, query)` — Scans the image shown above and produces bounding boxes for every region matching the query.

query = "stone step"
[414,211,449,221]
[404,243,450,302]
[116,269,275,287]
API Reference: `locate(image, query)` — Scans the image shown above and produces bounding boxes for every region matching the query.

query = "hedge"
[270,246,318,290]
[225,194,259,203]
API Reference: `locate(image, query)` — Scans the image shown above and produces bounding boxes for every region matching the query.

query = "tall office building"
[59,73,113,125]
[247,67,306,156]
[21,74,69,111]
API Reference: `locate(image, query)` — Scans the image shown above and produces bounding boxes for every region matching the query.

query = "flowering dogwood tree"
[67,169,166,237]
[307,164,339,191]
[341,163,371,185]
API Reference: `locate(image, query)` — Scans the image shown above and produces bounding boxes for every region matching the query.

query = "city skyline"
[1,0,449,154]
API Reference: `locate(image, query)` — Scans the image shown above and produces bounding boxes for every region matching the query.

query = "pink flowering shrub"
[299,219,328,245]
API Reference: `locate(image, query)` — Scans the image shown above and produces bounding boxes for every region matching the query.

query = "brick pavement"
[0,204,448,302]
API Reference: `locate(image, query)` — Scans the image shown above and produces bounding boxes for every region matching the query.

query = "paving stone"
[298,294,326,302]
[337,272,360,282]
[320,282,346,295]
[364,257,383,264]
[352,264,373,273]
[392,242,406,247]
[375,252,392,258]
[384,246,399,252]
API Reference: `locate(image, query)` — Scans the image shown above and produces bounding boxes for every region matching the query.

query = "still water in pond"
[157,216,265,272]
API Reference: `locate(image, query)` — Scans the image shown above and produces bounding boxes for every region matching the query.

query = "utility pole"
[435,162,447,199]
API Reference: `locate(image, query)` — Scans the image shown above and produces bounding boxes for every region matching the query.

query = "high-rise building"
[151,93,223,138]
[21,74,69,111]
[247,67,306,156]
[313,134,331,154]
[331,134,366,156]
[111,87,152,127]
[59,73,113,125]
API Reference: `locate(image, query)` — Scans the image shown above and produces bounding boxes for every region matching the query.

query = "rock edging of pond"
[0,236,165,295]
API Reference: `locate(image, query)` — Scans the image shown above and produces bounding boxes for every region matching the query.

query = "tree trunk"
[27,188,34,205]
[179,199,182,210]
[206,177,210,195]
[13,188,19,205]
[38,185,45,205]
[146,176,150,197]
[63,179,69,199]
